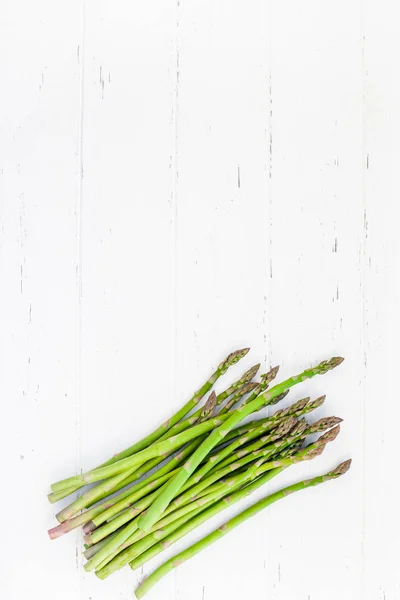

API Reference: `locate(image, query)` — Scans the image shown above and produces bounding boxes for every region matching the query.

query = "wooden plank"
[262,2,364,598]
[0,1,82,598]
[2,2,399,599]
[168,1,271,598]
[362,2,400,598]
[77,2,176,597]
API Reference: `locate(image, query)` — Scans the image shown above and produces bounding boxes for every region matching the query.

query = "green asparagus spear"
[210,415,341,474]
[176,415,297,494]
[96,434,334,579]
[84,418,296,549]
[138,357,343,532]
[97,427,340,579]
[100,348,250,466]
[90,434,307,567]
[217,381,259,414]
[222,369,285,416]
[49,438,202,537]
[93,422,340,576]
[134,459,351,597]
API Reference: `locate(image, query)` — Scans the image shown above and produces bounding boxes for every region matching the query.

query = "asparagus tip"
[273,415,297,438]
[263,365,280,383]
[291,417,308,437]
[308,415,343,435]
[240,381,259,395]
[269,388,290,405]
[200,391,217,420]
[319,356,345,373]
[284,440,304,457]
[219,348,251,374]
[318,423,341,444]
[228,348,250,363]
[273,396,309,420]
[329,458,352,477]
[243,363,261,381]
[303,442,326,460]
[309,395,326,410]
[295,396,311,410]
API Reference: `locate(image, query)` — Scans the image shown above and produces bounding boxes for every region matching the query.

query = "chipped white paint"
[1,1,399,599]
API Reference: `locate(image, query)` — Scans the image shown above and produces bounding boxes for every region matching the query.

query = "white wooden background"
[1,1,399,599]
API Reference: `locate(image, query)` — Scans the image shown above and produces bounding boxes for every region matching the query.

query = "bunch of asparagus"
[48,349,351,597]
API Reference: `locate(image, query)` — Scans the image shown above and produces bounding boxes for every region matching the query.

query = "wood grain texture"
[1,1,399,599]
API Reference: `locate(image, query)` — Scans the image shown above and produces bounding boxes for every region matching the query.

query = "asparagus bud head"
[218,348,250,374]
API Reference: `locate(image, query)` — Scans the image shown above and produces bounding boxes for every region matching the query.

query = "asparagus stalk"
[219,369,278,415]
[52,364,253,503]
[84,488,161,551]
[52,367,329,498]
[203,395,323,470]
[175,415,297,494]
[58,402,268,529]
[93,451,275,573]
[206,396,309,459]
[134,459,352,598]
[83,458,232,574]
[90,471,180,529]
[84,433,273,572]
[172,427,340,524]
[56,435,212,522]
[54,347,251,499]
[89,440,214,530]
[144,418,300,524]
[276,439,304,457]
[52,397,328,536]
[93,493,218,572]
[90,414,279,530]
[95,465,262,574]
[51,398,276,501]
[48,486,82,504]
[213,363,260,407]
[153,364,261,442]
[100,348,250,466]
[241,371,274,402]
[101,427,340,579]
[49,438,202,539]
[200,394,323,466]
[198,391,217,421]
[51,412,236,495]
[97,414,298,534]
[55,373,264,505]
[84,418,295,549]
[93,422,340,576]
[92,436,305,568]
[84,417,301,567]
[83,530,121,560]
[55,464,145,523]
[160,420,301,514]
[87,441,255,547]
[84,434,208,510]
[96,435,332,579]
[272,395,325,421]
[49,350,250,504]
[138,357,343,532]
[217,381,259,414]
[210,415,341,474]
[215,394,313,448]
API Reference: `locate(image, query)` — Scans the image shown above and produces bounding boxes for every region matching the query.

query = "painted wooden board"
[1,1,399,599]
